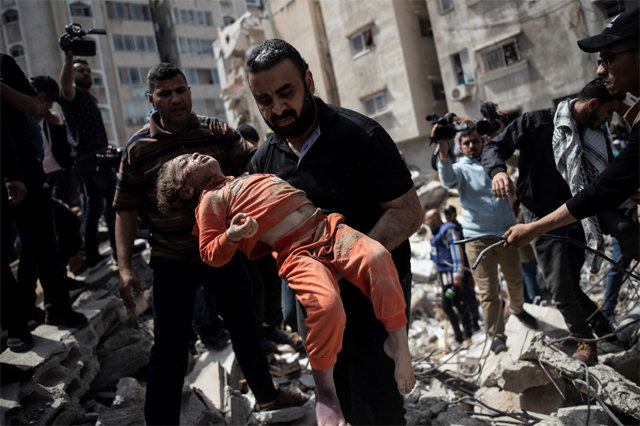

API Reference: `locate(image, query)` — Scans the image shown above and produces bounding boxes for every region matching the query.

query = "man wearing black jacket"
[482,81,620,365]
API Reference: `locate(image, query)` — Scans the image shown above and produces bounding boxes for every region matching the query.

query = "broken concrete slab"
[224,386,253,425]
[180,387,225,425]
[602,339,639,385]
[540,404,610,425]
[433,404,488,425]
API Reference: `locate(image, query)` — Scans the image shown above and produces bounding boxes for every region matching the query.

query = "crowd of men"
[1,6,638,426]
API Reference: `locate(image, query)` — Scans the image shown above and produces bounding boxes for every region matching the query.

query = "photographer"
[432,116,537,354]
[59,33,117,271]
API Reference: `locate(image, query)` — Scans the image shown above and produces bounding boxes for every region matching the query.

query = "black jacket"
[481,108,573,217]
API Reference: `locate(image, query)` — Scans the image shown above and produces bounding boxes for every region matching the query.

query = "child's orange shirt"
[193,174,313,267]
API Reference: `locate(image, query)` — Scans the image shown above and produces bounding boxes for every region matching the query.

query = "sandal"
[256,387,310,411]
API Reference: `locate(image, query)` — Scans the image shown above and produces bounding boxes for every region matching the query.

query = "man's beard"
[75,76,92,89]
[586,108,603,130]
[264,88,316,139]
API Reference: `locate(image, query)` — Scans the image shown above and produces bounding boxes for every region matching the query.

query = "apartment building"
[425,0,631,120]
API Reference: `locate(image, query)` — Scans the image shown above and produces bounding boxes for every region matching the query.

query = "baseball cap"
[30,75,62,103]
[577,8,639,53]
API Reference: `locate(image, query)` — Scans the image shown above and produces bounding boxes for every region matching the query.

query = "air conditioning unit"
[450,84,470,101]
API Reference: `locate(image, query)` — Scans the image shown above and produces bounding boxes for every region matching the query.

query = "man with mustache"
[59,38,117,272]
[114,62,307,425]
[247,39,423,425]
[482,79,622,365]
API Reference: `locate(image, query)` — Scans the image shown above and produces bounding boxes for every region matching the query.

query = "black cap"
[30,75,62,103]
[577,8,639,53]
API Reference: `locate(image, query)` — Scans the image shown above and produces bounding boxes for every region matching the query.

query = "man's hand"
[58,33,72,52]
[5,180,27,206]
[119,267,142,309]
[227,213,257,243]
[503,223,537,248]
[491,171,515,200]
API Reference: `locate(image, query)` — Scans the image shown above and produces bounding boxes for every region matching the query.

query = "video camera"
[95,147,123,170]
[426,112,470,143]
[61,23,106,56]
[476,101,509,136]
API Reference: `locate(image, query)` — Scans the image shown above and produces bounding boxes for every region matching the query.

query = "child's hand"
[227,213,258,243]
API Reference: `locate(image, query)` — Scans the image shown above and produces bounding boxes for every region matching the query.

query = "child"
[156,153,415,423]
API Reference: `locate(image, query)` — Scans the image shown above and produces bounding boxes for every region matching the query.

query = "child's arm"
[197,194,257,267]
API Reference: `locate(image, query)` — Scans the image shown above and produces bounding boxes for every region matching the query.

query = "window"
[2,9,18,24]
[349,27,374,57]
[362,92,387,116]
[70,2,92,17]
[106,1,151,20]
[113,34,157,52]
[118,67,146,85]
[439,0,454,14]
[246,0,261,6]
[179,8,192,24]
[482,40,520,72]
[419,17,432,37]
[222,15,235,26]
[124,100,149,125]
[184,68,221,85]
[93,75,104,86]
[432,82,446,101]
[178,37,214,55]
[451,49,473,84]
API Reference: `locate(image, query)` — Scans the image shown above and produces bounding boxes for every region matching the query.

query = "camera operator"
[59,33,117,271]
[432,117,537,354]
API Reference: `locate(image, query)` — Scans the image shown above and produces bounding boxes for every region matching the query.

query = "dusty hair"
[155,160,198,214]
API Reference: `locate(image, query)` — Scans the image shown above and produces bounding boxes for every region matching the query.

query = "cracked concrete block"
[180,387,225,425]
[433,405,487,425]
[474,386,520,414]
[478,351,511,388]
[520,382,566,415]
[224,387,253,426]
[554,405,609,425]
[501,360,552,393]
[0,331,68,370]
[602,339,640,385]
[111,377,145,408]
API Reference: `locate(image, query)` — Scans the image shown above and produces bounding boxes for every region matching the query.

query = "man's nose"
[271,98,288,116]
[596,63,607,77]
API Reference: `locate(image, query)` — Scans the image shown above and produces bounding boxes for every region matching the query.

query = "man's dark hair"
[577,78,620,103]
[147,62,187,93]
[73,58,89,66]
[245,39,309,80]
[443,205,457,216]
[237,123,260,143]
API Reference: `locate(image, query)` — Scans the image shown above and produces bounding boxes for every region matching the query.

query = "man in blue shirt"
[436,127,537,353]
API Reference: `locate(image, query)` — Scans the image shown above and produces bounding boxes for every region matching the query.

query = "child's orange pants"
[274,210,407,370]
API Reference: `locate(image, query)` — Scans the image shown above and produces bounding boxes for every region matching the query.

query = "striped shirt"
[113,111,256,261]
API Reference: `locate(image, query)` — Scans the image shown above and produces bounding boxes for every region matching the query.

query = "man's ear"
[587,98,599,111]
[178,186,196,200]
[305,70,315,95]
[147,91,154,107]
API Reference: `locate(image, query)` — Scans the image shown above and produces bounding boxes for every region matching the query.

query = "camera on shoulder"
[60,23,106,57]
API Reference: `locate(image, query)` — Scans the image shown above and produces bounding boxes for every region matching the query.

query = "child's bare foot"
[312,367,346,426]
[384,326,416,395]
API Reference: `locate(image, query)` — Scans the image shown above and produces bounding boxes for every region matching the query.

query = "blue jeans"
[281,279,297,331]
[78,168,116,260]
[521,260,541,303]
[145,255,278,425]
[602,238,632,320]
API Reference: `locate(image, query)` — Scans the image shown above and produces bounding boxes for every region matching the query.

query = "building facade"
[425,0,632,120]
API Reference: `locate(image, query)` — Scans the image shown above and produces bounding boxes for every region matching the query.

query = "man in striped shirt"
[114,63,307,425]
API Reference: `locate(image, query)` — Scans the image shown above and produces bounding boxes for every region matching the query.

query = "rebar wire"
[574,378,624,426]
[448,395,543,424]
[536,357,565,399]
[454,234,640,280]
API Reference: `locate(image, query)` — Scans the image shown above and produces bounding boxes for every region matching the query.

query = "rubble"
[2,208,638,425]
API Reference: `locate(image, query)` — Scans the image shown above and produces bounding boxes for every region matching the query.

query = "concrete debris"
[254,399,313,424]
[540,405,610,425]
[433,404,488,425]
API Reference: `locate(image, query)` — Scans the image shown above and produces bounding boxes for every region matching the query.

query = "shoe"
[590,316,613,339]
[256,387,309,411]
[45,308,88,328]
[263,326,292,345]
[572,341,597,365]
[454,332,463,344]
[198,325,230,351]
[7,333,34,353]
[86,253,111,273]
[491,337,507,354]
[515,311,538,329]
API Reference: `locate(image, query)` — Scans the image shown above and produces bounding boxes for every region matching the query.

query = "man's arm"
[504,203,576,248]
[436,140,462,189]
[368,188,423,251]
[59,49,76,102]
[482,116,524,200]
[116,209,141,308]
[0,82,43,117]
